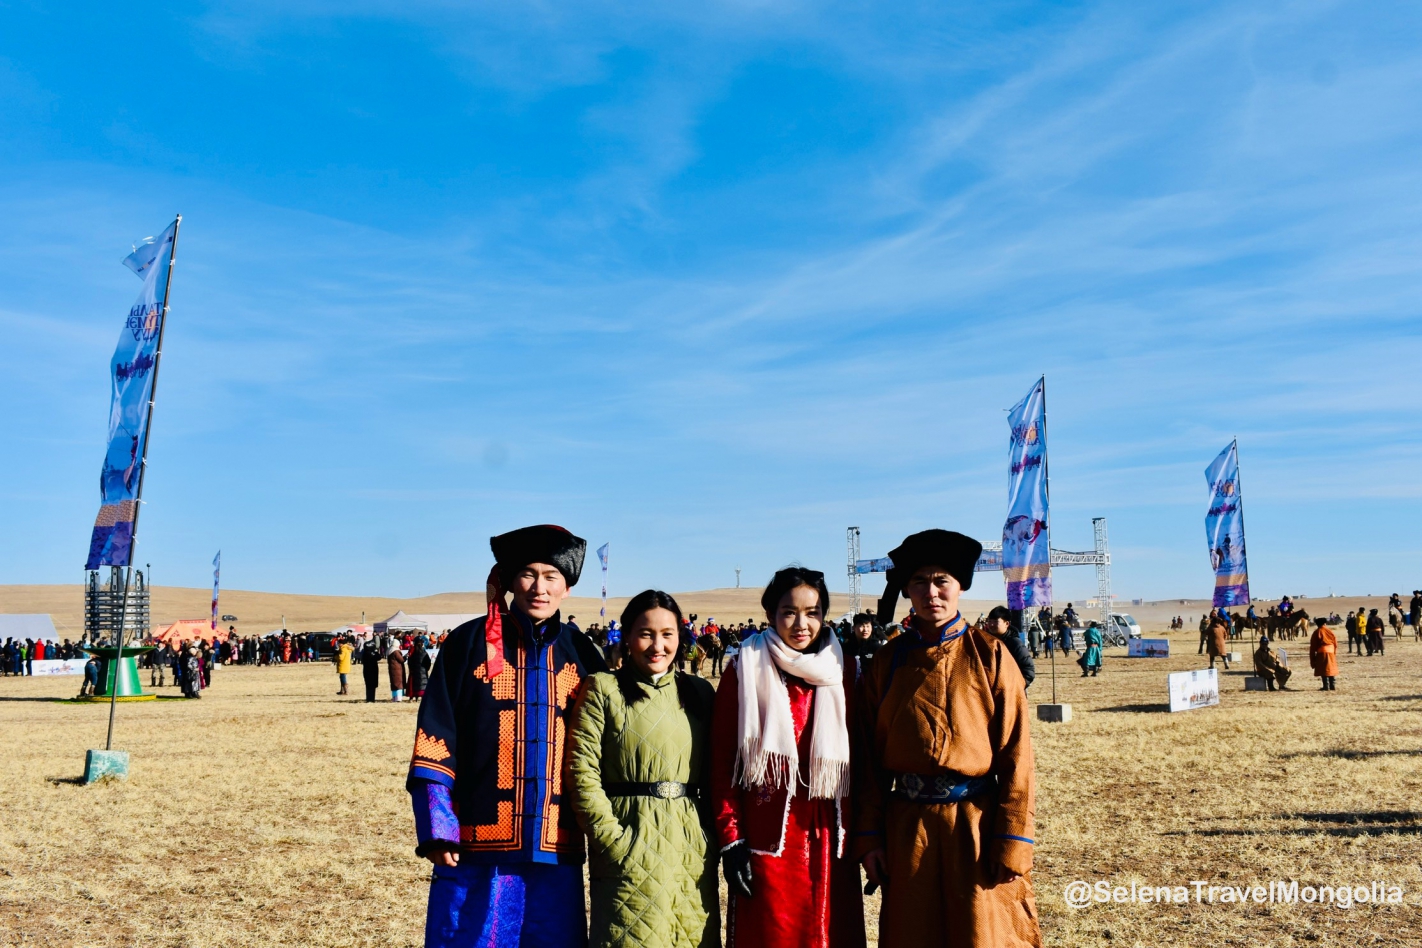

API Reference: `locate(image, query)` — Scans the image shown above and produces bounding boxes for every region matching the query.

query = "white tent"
[0,614,58,640]
[401,613,480,635]
[375,611,429,634]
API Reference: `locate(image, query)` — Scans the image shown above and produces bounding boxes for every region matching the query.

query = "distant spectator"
[387,640,406,702]
[80,653,99,697]
[407,639,431,701]
[985,606,1035,688]
[181,646,202,699]
[360,637,381,703]
[1079,621,1103,677]
[1366,609,1385,657]
[335,637,354,696]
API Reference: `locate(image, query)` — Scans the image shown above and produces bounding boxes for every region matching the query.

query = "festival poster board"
[32,659,88,676]
[1168,668,1219,712]
[1127,638,1170,658]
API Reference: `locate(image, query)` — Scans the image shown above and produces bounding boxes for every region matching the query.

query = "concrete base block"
[1243,677,1269,691]
[1037,703,1072,723]
[1226,652,1243,663]
[83,749,129,784]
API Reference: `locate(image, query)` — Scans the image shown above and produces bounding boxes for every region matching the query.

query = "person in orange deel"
[1205,613,1231,670]
[855,529,1040,948]
[1309,616,1338,691]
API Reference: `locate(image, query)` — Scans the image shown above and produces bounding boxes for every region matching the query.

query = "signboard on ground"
[1127,638,1170,658]
[1168,668,1219,712]
[32,659,88,676]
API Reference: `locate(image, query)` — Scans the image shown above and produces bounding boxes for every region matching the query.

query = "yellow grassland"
[1,598,1419,946]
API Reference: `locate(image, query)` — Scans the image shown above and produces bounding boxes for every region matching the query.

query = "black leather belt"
[603,781,699,800]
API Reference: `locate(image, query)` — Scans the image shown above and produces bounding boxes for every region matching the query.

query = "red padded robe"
[711,662,865,948]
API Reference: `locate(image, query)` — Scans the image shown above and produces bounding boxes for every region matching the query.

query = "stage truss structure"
[848,517,1112,625]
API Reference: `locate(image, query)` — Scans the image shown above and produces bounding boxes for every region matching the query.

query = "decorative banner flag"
[1204,440,1250,607]
[211,551,221,633]
[84,221,178,570]
[853,557,894,575]
[597,543,610,618]
[1003,376,1052,609]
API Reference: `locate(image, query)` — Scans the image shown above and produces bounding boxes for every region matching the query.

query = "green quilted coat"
[567,669,719,948]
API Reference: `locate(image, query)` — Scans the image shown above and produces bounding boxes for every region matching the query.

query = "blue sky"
[2,1,1419,602]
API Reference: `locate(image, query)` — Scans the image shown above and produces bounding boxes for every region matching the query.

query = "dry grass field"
[2,604,1420,947]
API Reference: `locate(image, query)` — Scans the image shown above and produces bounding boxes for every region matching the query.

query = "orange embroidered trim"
[496,710,516,790]
[472,660,517,700]
[413,760,455,781]
[473,801,515,842]
[542,653,584,852]
[413,728,452,763]
[464,641,525,852]
[553,662,581,708]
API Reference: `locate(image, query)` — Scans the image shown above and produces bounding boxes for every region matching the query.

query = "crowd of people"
[1,637,87,675]
[337,632,437,702]
[407,523,1040,948]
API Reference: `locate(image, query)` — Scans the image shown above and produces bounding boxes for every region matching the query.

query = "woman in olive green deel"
[567,590,719,948]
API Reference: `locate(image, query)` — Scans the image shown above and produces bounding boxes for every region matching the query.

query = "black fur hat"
[875,529,983,624]
[490,525,586,587]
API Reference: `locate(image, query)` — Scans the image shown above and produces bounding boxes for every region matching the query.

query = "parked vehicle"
[1064,613,1140,648]
[1111,613,1142,640]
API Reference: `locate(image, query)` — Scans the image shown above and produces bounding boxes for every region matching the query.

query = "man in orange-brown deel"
[854,529,1041,947]
[1310,615,1338,692]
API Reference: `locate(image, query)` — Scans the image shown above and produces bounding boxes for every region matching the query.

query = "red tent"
[151,619,226,647]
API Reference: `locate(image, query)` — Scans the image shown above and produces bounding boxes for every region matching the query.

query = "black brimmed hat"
[875,529,983,624]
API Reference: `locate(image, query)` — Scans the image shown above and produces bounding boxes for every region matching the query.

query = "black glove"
[722,842,754,899]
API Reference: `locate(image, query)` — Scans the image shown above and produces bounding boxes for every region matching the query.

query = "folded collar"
[914,612,967,647]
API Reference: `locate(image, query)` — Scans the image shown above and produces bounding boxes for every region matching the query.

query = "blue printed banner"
[1003,377,1052,608]
[1204,440,1250,607]
[853,557,894,575]
[84,220,177,569]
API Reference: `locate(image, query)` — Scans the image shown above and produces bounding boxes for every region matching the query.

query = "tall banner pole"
[1204,438,1250,612]
[1004,376,1051,614]
[1232,438,1248,584]
[597,543,610,619]
[211,550,221,636]
[104,214,181,752]
[1041,378,1056,701]
[1040,374,1056,619]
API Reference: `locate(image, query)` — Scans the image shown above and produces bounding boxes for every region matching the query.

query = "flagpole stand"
[1036,616,1072,722]
[83,749,130,784]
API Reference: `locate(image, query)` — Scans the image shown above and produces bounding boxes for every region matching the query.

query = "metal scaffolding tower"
[846,526,861,616]
[84,567,150,645]
[1092,517,1112,627]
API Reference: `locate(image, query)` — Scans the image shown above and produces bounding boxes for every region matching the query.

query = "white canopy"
[401,613,481,634]
[0,614,58,640]
[375,611,429,633]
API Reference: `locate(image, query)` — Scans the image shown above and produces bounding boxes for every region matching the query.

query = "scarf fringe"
[807,759,851,800]
[735,745,796,791]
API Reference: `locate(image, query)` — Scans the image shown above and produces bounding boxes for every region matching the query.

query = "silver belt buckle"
[653,781,685,800]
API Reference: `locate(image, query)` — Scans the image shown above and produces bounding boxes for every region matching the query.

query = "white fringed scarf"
[734,628,850,799]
